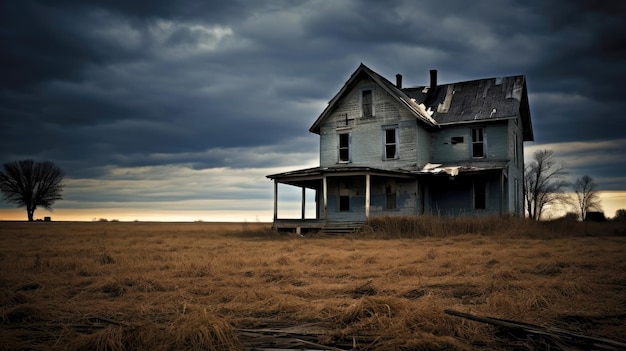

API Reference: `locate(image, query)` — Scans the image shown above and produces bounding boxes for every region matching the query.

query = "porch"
[267,166,419,232]
[267,162,512,233]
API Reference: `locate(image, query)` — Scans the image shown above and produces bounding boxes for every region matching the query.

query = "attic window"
[361,89,373,117]
[451,136,464,144]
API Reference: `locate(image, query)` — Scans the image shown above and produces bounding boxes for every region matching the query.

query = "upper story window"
[361,89,373,117]
[383,127,398,160]
[472,127,485,158]
[338,133,350,163]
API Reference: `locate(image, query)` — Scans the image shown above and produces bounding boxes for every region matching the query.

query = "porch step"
[319,222,363,235]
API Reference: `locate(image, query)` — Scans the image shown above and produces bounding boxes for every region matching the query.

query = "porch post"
[500,170,504,215]
[323,176,328,220]
[273,180,278,221]
[415,179,419,215]
[301,187,306,220]
[315,189,320,219]
[365,174,371,219]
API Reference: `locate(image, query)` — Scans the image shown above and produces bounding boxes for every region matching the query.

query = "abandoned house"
[267,63,533,233]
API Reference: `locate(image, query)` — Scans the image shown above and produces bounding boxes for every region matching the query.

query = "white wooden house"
[267,64,533,233]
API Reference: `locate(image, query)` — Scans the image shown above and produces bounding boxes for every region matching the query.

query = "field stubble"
[0,220,625,350]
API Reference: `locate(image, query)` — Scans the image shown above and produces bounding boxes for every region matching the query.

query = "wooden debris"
[237,324,375,350]
[445,309,626,351]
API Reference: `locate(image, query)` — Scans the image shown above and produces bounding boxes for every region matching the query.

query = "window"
[339,181,350,211]
[513,133,519,166]
[385,181,397,210]
[472,128,485,158]
[338,133,350,162]
[451,136,464,144]
[384,128,398,159]
[339,196,350,211]
[474,181,486,210]
[361,89,373,117]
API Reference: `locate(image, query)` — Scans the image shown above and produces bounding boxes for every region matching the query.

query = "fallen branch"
[237,326,375,350]
[445,309,626,351]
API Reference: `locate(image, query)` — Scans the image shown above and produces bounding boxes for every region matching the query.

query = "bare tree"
[0,160,65,221]
[573,175,602,221]
[615,209,626,222]
[523,149,570,220]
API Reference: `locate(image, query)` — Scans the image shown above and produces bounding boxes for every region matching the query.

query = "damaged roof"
[415,160,510,177]
[309,64,533,141]
[267,161,509,184]
[403,75,533,141]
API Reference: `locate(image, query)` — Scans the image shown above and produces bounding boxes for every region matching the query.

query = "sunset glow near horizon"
[1,191,624,223]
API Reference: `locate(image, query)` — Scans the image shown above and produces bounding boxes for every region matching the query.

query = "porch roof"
[266,166,416,187]
[267,161,509,187]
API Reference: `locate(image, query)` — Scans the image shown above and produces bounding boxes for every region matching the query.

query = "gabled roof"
[309,63,438,134]
[308,64,534,141]
[404,75,534,141]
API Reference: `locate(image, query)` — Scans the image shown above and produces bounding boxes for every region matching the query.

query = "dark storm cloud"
[1,0,320,176]
[1,0,625,207]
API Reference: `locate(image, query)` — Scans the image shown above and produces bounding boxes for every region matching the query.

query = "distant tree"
[561,212,580,221]
[0,160,65,221]
[584,211,606,222]
[572,175,602,221]
[523,149,570,220]
[615,209,626,222]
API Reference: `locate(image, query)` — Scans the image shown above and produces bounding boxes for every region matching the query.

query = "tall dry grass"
[361,214,626,238]
[0,219,624,350]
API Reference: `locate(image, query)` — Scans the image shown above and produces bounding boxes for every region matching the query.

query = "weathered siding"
[431,126,470,163]
[368,178,418,216]
[424,174,503,215]
[428,179,472,215]
[431,121,509,163]
[416,127,431,168]
[319,176,418,221]
[486,122,508,159]
[486,176,503,213]
[507,116,525,215]
[318,78,427,169]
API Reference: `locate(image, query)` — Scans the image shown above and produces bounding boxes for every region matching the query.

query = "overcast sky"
[1,0,625,221]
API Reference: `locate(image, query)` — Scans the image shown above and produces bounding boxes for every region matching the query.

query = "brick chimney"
[396,74,403,89]
[430,69,437,89]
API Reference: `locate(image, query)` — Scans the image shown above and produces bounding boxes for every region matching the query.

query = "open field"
[1,219,625,350]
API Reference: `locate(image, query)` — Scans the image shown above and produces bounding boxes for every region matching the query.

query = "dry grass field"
[1,218,625,350]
